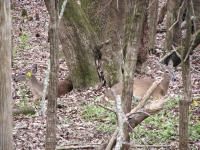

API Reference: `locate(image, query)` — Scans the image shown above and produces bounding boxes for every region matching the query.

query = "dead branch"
[105,95,170,149]
[56,144,100,150]
[111,88,126,150]
[130,144,170,148]
[13,106,36,115]
[105,128,118,150]
[168,1,185,31]
[128,96,169,128]
[159,49,177,63]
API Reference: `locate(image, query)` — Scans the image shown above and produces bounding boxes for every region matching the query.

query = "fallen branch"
[105,128,118,150]
[56,144,99,150]
[13,106,36,115]
[130,144,170,148]
[105,95,170,149]
[129,96,169,128]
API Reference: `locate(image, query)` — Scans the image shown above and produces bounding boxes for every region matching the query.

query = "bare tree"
[45,0,59,149]
[0,0,13,149]
[179,0,192,149]
[120,0,148,149]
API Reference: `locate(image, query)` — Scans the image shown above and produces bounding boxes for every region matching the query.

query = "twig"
[97,104,116,114]
[56,144,99,150]
[128,125,149,150]
[105,128,119,150]
[191,67,200,73]
[159,50,176,63]
[168,1,185,31]
[130,144,170,148]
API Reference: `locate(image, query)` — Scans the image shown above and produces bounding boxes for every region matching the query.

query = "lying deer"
[13,64,73,99]
[103,60,175,100]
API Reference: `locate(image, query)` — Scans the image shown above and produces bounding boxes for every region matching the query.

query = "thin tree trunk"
[120,0,148,149]
[179,0,191,149]
[0,0,13,149]
[45,0,59,149]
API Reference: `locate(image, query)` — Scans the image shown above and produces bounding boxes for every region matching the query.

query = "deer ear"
[168,59,174,68]
[31,64,37,74]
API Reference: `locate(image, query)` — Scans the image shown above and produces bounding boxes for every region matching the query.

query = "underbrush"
[80,98,200,147]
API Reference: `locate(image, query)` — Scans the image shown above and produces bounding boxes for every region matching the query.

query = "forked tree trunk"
[179,0,191,149]
[45,0,59,150]
[99,0,125,87]
[59,0,100,88]
[0,0,13,149]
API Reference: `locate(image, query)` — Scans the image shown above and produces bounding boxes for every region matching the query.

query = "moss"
[74,62,98,88]
[81,0,90,10]
[21,8,28,17]
[81,0,104,35]
[12,16,18,20]
[63,0,89,32]
[11,3,14,10]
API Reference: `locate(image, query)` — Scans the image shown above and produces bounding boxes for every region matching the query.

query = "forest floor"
[11,0,200,150]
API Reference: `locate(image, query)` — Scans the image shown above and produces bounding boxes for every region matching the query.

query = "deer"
[102,60,175,101]
[13,64,73,100]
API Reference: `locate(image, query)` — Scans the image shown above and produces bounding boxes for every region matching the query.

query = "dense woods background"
[0,0,199,149]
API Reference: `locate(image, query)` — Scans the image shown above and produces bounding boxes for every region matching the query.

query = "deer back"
[103,60,175,100]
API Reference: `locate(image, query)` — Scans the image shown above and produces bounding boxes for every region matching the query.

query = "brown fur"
[103,60,175,100]
[13,64,73,99]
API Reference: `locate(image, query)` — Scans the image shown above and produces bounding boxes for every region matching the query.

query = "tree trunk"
[179,1,191,149]
[148,0,158,52]
[59,0,100,88]
[45,0,59,150]
[0,0,13,149]
[193,0,200,31]
[100,0,125,87]
[120,0,148,149]
[165,0,183,52]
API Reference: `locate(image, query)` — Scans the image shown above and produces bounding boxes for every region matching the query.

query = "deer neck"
[27,75,44,94]
[160,75,170,95]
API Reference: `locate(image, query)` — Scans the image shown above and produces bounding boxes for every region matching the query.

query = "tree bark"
[148,0,158,52]
[192,0,200,32]
[45,0,59,150]
[0,0,13,149]
[100,0,125,87]
[120,0,148,149]
[179,1,191,149]
[59,0,100,88]
[165,0,183,52]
